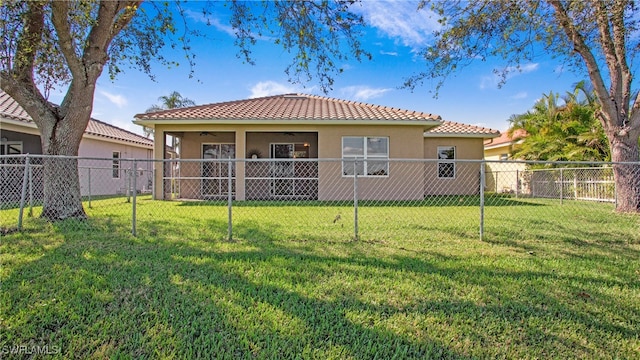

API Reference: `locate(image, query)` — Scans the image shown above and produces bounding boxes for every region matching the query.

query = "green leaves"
[509,83,610,164]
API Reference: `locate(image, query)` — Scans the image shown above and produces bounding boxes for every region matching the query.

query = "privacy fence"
[1,155,638,242]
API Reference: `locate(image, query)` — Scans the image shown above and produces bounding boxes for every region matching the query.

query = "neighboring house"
[134,93,499,201]
[483,129,527,193]
[0,90,154,200]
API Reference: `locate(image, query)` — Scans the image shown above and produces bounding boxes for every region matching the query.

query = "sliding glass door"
[202,143,235,197]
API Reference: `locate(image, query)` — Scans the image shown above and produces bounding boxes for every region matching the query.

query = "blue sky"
[55,1,586,135]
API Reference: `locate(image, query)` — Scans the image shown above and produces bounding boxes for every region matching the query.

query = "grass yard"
[1,196,639,358]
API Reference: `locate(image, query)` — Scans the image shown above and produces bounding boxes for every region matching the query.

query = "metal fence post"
[126,168,131,203]
[515,169,519,198]
[28,163,33,217]
[88,167,92,208]
[132,160,137,236]
[353,159,359,241]
[560,168,564,205]
[228,158,233,241]
[479,161,485,241]
[17,155,31,231]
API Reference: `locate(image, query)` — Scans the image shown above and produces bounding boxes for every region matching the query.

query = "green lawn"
[1,197,639,358]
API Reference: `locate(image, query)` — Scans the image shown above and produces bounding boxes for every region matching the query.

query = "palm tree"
[508,83,609,165]
[156,91,196,110]
[143,91,196,138]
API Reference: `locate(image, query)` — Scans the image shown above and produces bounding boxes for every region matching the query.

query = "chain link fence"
[2,155,639,242]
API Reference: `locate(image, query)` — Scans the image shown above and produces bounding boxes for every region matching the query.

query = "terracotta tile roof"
[1,90,152,147]
[424,120,500,137]
[84,118,153,147]
[484,129,527,147]
[0,90,31,122]
[135,93,442,122]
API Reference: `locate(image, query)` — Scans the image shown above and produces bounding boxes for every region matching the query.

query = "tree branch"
[593,0,623,114]
[610,0,631,121]
[50,1,83,78]
[83,1,140,82]
[548,0,617,127]
[112,1,142,34]
[12,1,44,89]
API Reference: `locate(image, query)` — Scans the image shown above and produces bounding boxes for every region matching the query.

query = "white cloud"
[511,92,528,100]
[340,86,392,101]
[249,81,300,98]
[208,17,236,37]
[480,63,540,89]
[380,50,399,56]
[184,9,235,36]
[352,0,440,48]
[99,90,128,108]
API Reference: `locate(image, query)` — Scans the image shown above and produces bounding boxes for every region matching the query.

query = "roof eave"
[424,132,501,139]
[83,133,153,148]
[133,118,443,129]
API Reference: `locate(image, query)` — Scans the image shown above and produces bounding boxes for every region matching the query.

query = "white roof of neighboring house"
[0,90,153,148]
[134,93,499,137]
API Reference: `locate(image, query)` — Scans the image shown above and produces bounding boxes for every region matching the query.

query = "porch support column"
[153,129,166,200]
[235,130,246,201]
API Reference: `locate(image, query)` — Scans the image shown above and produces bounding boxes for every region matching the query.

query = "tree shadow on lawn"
[0,228,464,359]
[482,216,640,261]
[3,220,639,358]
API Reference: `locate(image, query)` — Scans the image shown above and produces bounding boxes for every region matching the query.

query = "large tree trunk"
[609,133,640,213]
[41,156,86,221]
[38,105,90,221]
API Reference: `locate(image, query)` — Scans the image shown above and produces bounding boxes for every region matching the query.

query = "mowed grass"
[1,196,639,359]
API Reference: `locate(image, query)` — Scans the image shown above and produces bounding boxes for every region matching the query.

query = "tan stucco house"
[483,129,527,193]
[1,90,154,198]
[134,93,499,201]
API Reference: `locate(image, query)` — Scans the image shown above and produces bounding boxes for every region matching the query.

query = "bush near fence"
[1,155,638,241]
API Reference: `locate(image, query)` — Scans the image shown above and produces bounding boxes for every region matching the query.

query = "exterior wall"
[484,145,510,161]
[0,128,42,154]
[317,125,424,201]
[153,123,427,201]
[423,137,484,196]
[484,143,526,193]
[77,137,153,196]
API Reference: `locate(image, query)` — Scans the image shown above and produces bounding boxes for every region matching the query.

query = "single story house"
[1,90,154,200]
[134,93,499,201]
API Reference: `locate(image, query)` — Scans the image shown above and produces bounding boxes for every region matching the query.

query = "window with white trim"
[342,136,389,177]
[0,141,22,155]
[437,146,455,178]
[112,151,120,178]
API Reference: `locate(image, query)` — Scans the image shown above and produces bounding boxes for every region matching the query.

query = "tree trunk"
[39,108,89,221]
[610,135,640,213]
[41,156,86,221]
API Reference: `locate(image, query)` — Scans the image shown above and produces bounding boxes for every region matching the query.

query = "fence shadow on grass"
[171,195,546,208]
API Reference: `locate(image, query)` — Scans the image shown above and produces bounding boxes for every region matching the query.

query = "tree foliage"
[509,83,609,163]
[415,0,640,212]
[143,91,196,137]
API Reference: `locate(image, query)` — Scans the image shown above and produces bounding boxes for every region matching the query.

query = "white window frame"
[0,141,23,155]
[437,146,456,179]
[112,151,121,179]
[342,136,389,177]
